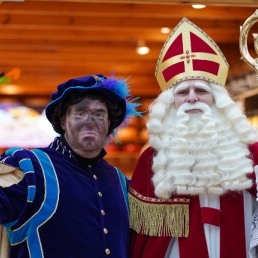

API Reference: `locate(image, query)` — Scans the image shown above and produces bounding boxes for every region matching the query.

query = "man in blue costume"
[0,74,141,258]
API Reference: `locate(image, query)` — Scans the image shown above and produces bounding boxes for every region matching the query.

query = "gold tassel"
[129,193,189,237]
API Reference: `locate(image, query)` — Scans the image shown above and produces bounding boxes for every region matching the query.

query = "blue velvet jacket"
[0,137,129,258]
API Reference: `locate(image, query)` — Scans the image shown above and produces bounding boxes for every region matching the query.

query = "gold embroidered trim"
[129,186,190,204]
[129,191,189,237]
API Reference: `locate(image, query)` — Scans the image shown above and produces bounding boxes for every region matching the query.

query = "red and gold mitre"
[155,18,229,91]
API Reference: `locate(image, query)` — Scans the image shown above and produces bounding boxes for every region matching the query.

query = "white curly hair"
[147,81,258,199]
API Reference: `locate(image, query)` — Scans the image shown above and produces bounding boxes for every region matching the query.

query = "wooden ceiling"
[0,0,258,107]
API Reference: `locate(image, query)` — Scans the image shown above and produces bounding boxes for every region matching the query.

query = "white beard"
[149,101,254,199]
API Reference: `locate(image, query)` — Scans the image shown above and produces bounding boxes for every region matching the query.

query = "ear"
[107,119,112,135]
[60,116,66,130]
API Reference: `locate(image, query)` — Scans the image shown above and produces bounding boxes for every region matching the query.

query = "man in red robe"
[129,18,258,258]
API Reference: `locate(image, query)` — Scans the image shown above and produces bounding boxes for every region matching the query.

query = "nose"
[186,89,198,103]
[85,113,95,124]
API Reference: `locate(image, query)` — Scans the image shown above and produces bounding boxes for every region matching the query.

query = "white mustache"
[176,102,211,115]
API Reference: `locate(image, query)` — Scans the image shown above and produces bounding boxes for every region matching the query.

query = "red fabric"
[163,33,184,62]
[130,231,171,258]
[129,144,258,258]
[220,193,245,258]
[190,32,216,54]
[248,142,258,196]
[201,207,222,227]
[129,147,156,198]
[163,62,185,83]
[249,142,258,165]
[130,147,171,258]
[192,59,219,75]
[178,196,209,258]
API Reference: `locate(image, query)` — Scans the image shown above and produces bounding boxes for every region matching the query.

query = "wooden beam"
[1,2,256,19]
[23,0,258,8]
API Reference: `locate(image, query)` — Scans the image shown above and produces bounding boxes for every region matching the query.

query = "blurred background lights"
[136,40,150,55]
[192,4,206,9]
[161,27,171,34]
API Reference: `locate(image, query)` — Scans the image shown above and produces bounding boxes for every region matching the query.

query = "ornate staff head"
[240,9,258,85]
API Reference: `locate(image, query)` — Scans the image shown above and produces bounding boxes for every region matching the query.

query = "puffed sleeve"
[0,152,27,224]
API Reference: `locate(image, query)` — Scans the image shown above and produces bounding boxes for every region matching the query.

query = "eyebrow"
[174,81,211,94]
[194,82,211,92]
[75,106,107,113]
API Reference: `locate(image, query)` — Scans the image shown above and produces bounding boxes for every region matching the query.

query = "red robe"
[129,143,258,258]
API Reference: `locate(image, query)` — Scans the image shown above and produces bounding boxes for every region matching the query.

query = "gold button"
[105,248,110,255]
[101,210,105,215]
[93,175,97,180]
[98,192,102,197]
[103,228,108,234]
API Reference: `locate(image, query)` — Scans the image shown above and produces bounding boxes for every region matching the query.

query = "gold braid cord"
[129,188,190,237]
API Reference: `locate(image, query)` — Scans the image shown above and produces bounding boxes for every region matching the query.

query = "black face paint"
[62,98,110,158]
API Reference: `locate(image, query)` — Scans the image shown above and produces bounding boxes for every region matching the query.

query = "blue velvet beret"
[45,74,141,133]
